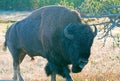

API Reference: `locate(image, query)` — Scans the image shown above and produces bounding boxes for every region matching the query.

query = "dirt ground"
[0,11,120,81]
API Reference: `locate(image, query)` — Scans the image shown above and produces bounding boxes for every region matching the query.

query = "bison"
[3,5,97,81]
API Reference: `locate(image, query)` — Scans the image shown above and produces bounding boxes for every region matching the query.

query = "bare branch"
[81,14,120,18]
[79,3,120,47]
[88,22,110,26]
[98,17,118,39]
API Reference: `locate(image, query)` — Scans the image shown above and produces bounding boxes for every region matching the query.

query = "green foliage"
[0,0,33,10]
[79,0,120,15]
[0,0,61,10]
[113,34,120,47]
[57,0,83,8]
[56,0,74,9]
[0,0,82,10]
[0,0,120,15]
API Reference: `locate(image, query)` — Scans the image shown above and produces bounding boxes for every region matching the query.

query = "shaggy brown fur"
[4,5,97,81]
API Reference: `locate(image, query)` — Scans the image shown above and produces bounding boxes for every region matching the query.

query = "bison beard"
[45,62,70,77]
[3,5,97,81]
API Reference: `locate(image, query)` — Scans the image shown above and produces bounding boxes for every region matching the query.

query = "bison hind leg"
[7,44,26,81]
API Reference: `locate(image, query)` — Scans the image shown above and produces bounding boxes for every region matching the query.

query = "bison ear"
[64,23,74,40]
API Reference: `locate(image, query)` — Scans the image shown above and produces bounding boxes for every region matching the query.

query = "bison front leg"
[51,72,56,81]
[66,77,73,81]
[45,63,56,81]
[63,67,73,81]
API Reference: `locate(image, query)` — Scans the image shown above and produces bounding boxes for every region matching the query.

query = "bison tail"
[3,41,7,51]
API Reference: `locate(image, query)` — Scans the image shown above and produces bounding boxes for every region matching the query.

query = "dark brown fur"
[4,5,97,81]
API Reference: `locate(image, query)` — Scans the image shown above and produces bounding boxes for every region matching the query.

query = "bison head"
[63,23,97,73]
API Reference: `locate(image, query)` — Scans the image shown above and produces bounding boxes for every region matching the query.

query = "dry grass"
[0,11,120,81]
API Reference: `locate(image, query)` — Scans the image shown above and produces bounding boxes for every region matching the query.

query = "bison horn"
[93,24,98,37]
[64,23,74,40]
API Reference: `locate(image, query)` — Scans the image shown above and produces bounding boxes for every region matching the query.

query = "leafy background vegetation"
[0,0,120,14]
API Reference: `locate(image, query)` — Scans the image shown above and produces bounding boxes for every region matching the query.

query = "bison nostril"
[79,64,84,69]
[84,61,88,64]
[79,60,88,69]
[79,58,88,64]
